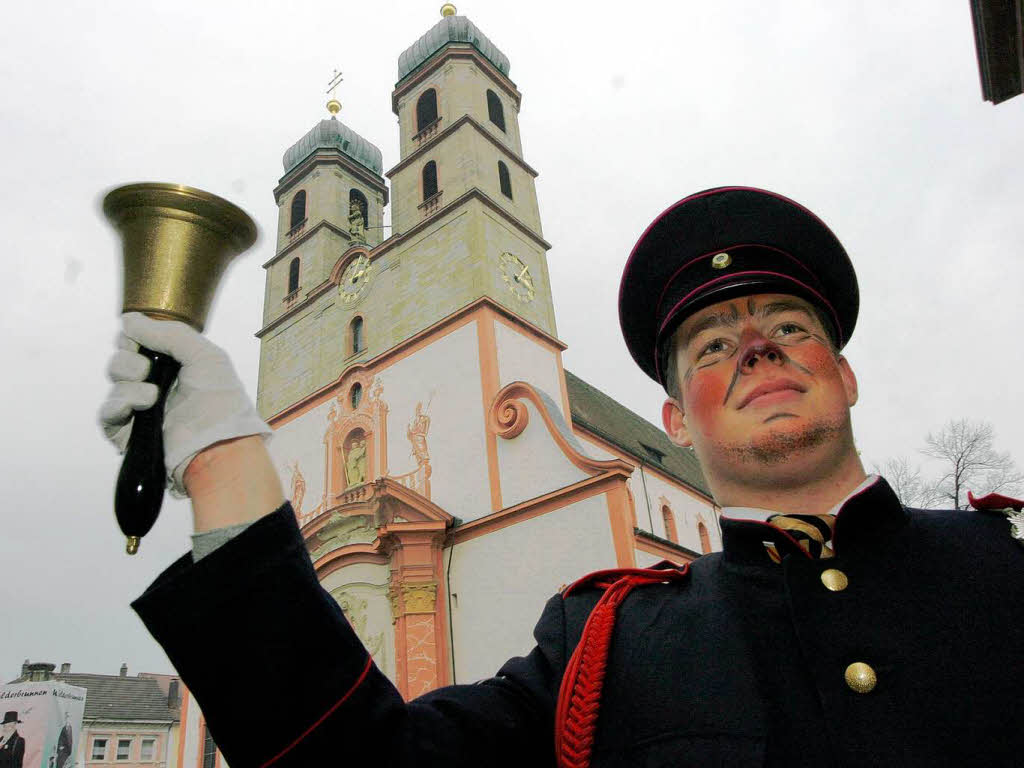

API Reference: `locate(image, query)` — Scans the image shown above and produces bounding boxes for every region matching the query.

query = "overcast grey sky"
[2,1,1021,680]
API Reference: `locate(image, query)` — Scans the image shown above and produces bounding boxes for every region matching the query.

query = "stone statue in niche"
[345,438,368,486]
[289,461,306,514]
[408,401,432,468]
[348,199,366,241]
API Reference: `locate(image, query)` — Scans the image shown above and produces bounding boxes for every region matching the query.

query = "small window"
[287,257,300,295]
[201,727,217,768]
[416,89,438,132]
[91,738,108,761]
[662,505,678,544]
[698,521,712,554]
[290,190,306,229]
[487,89,505,131]
[140,738,156,761]
[422,161,438,200]
[498,161,512,199]
[351,316,364,355]
[350,382,363,409]
[349,189,369,229]
[117,738,132,760]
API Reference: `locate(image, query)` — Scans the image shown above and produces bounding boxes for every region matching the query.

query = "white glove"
[99,313,271,497]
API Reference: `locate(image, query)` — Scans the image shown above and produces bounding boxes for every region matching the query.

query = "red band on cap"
[654,244,823,318]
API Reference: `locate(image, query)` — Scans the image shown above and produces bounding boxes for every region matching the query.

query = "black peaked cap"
[618,186,859,386]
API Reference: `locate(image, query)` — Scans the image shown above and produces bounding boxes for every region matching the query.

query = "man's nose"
[739,340,786,373]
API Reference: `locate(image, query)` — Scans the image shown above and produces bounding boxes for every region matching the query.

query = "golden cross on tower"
[326,69,344,116]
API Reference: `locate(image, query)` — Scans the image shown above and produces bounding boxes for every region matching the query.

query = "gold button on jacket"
[845,662,877,693]
[820,568,848,591]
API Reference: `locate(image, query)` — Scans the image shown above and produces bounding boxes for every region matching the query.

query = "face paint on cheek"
[683,369,729,430]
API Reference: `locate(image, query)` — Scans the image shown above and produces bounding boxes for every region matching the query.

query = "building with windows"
[255,5,719,697]
[11,662,180,767]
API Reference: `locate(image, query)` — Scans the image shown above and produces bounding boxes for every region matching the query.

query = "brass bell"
[103,183,258,554]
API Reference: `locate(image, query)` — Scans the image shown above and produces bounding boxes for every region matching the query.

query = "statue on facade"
[348,198,366,242]
[408,402,432,468]
[289,461,306,515]
[345,438,368,486]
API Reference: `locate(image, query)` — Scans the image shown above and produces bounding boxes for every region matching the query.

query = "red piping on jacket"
[260,654,373,767]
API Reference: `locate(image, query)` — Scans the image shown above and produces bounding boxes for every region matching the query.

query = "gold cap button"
[711,252,731,269]
[845,662,877,693]
[820,568,848,591]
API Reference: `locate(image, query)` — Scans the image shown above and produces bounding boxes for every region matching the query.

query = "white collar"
[722,474,880,522]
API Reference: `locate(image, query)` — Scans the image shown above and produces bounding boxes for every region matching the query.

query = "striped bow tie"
[765,513,836,563]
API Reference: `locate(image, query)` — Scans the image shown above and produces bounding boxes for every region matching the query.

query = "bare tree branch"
[920,419,1023,509]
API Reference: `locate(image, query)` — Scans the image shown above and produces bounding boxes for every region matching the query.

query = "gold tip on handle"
[126,536,140,555]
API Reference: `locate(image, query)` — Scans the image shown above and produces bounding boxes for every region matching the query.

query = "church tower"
[257,96,388,417]
[385,5,556,339]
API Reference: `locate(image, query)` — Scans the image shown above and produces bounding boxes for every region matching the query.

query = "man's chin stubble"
[720,416,847,466]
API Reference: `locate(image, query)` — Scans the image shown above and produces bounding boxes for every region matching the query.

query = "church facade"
[253,8,718,700]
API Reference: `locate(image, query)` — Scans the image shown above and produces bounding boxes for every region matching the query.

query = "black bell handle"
[114,346,181,554]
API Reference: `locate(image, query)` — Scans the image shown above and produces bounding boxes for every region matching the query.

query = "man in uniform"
[102,187,1024,767]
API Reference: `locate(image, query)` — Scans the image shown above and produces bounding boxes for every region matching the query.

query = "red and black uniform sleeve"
[132,503,567,768]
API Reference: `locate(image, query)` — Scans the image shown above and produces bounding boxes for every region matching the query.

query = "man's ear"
[662,398,692,447]
[837,355,858,407]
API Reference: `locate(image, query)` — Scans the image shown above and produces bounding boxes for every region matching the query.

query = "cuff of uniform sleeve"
[191,519,256,561]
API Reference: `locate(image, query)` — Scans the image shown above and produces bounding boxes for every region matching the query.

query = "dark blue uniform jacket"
[133,479,1024,767]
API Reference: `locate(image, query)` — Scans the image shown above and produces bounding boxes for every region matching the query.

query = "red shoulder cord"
[554,566,689,768]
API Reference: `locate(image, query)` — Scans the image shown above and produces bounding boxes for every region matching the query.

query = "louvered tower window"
[487,89,505,131]
[288,257,300,295]
[290,190,306,229]
[422,161,438,200]
[416,89,438,132]
[498,161,513,199]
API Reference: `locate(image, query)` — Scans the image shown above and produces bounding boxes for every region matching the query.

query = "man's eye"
[697,339,728,359]
[773,322,805,337]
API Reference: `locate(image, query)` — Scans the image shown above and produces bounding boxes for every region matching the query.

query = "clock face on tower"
[499,252,535,303]
[339,254,372,304]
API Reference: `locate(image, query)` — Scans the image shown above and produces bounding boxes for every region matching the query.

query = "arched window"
[662,505,678,544]
[351,316,364,354]
[350,382,363,409]
[487,89,505,131]
[498,161,513,199]
[349,189,368,229]
[698,521,712,554]
[422,161,438,200]
[290,190,306,229]
[287,257,300,294]
[416,89,439,132]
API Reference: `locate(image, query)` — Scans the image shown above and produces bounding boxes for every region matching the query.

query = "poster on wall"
[0,682,86,768]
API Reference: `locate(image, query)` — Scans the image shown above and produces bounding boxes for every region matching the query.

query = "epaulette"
[969,491,1024,546]
[555,560,689,768]
[969,491,1024,512]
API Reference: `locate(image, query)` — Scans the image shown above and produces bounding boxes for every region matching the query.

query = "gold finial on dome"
[326,99,342,115]
[441,3,457,17]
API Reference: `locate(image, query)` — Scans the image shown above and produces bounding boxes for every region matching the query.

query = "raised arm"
[100,314,564,767]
